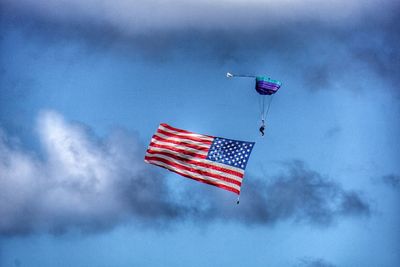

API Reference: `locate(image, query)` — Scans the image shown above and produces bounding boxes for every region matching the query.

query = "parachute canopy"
[255,76,282,95]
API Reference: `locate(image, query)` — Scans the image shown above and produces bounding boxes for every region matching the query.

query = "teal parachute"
[255,76,282,95]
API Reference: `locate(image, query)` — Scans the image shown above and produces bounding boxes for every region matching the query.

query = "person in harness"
[259,119,265,136]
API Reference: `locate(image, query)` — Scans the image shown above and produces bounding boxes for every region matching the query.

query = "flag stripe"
[146,151,243,182]
[149,141,208,158]
[157,128,213,145]
[144,154,242,186]
[155,131,211,147]
[147,148,243,178]
[152,133,210,151]
[144,158,241,194]
[159,124,213,142]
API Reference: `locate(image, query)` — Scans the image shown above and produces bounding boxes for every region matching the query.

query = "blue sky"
[1,1,399,266]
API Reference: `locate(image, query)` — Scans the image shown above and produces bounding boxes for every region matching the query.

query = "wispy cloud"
[295,257,336,267]
[0,111,370,236]
[381,174,400,190]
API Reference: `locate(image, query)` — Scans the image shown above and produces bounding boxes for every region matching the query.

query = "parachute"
[227,72,282,136]
[255,76,282,95]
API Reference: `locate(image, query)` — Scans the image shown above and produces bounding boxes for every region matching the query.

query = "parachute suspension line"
[261,96,266,121]
[264,94,275,121]
[237,195,240,205]
[259,95,274,136]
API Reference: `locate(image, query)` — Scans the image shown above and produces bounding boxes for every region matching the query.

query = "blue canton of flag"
[206,137,255,170]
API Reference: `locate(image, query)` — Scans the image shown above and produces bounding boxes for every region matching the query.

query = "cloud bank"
[0,111,185,236]
[2,0,399,93]
[2,0,395,32]
[0,111,369,236]
[198,160,370,226]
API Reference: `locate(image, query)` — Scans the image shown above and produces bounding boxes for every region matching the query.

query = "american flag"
[144,123,255,195]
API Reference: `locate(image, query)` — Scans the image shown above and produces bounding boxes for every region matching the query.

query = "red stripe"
[152,134,210,152]
[145,158,240,194]
[147,142,207,159]
[146,149,243,178]
[144,155,242,186]
[160,123,214,139]
[160,123,198,135]
[157,128,213,144]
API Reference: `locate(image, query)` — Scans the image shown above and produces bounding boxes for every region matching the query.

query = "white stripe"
[147,147,244,175]
[159,125,214,142]
[154,132,210,148]
[145,158,241,191]
[146,152,243,182]
[150,139,209,156]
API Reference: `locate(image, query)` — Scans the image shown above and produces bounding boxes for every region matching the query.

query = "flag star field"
[207,138,254,170]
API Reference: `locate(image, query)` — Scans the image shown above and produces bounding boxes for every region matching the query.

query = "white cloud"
[3,0,394,34]
[0,110,177,235]
[37,111,111,191]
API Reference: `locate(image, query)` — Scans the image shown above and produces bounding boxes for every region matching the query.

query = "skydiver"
[259,120,265,136]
